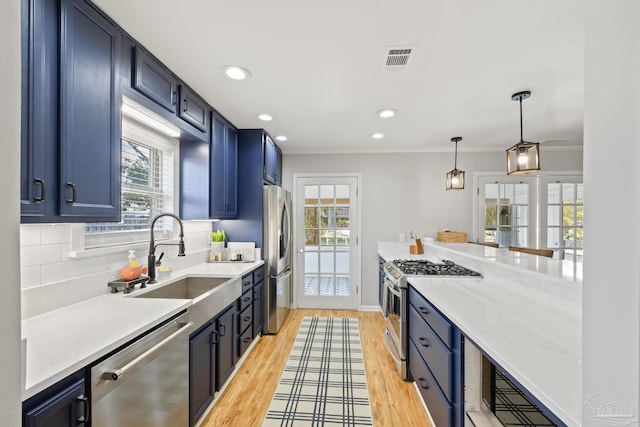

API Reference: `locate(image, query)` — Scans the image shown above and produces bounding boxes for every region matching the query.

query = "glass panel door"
[296,176,358,309]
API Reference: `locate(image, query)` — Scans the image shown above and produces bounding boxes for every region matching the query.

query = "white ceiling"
[94,0,585,154]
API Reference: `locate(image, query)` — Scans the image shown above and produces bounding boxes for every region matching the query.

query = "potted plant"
[210,230,226,260]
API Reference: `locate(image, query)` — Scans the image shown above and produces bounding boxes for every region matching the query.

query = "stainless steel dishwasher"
[90,312,192,426]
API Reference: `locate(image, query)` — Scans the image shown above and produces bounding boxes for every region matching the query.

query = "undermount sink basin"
[134,277,232,300]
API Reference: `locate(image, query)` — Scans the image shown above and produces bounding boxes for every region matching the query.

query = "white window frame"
[70,108,180,257]
[473,171,583,257]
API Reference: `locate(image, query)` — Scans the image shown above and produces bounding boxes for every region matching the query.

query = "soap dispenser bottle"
[128,250,139,267]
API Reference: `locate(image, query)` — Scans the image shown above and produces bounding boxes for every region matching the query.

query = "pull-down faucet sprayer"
[148,213,185,284]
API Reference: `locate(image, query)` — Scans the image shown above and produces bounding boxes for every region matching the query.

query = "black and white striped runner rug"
[262,317,374,426]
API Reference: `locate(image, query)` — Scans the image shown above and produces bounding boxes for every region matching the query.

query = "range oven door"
[383,277,408,380]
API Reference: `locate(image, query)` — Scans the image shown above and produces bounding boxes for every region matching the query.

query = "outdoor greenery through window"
[84,114,177,249]
[477,174,583,261]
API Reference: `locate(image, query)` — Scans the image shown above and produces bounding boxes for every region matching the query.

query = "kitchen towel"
[262,316,373,427]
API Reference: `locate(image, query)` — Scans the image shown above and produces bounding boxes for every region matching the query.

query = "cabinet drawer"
[409,286,453,349]
[242,273,253,292]
[253,268,264,284]
[409,306,453,401]
[408,339,452,427]
[238,325,253,357]
[239,289,253,312]
[239,305,253,333]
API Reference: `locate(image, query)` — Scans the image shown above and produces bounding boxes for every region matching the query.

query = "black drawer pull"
[171,90,177,105]
[243,337,251,343]
[418,377,429,390]
[418,337,429,348]
[243,297,251,302]
[76,394,90,423]
[211,331,218,345]
[219,324,226,336]
[418,306,429,315]
[243,316,251,322]
[183,98,188,112]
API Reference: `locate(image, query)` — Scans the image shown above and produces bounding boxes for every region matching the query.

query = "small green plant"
[211,230,226,242]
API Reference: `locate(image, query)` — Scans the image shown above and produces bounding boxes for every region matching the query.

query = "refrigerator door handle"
[270,268,292,280]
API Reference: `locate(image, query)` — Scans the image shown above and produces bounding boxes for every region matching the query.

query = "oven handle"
[102,321,193,381]
[383,329,402,364]
[385,279,402,298]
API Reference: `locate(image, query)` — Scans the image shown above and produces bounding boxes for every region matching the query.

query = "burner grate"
[392,259,481,277]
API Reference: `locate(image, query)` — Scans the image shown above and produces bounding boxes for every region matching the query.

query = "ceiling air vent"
[382,46,417,72]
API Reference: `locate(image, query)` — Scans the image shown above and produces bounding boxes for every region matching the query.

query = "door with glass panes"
[295,176,359,309]
[477,177,535,247]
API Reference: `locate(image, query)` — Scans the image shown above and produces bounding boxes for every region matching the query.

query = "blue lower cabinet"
[23,372,88,427]
[408,285,464,427]
[189,322,216,427]
[215,304,236,391]
[408,339,452,427]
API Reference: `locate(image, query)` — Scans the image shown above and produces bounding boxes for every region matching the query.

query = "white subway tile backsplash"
[20,225,41,247]
[20,266,41,289]
[78,256,109,276]
[20,244,61,267]
[40,260,78,283]
[40,224,72,245]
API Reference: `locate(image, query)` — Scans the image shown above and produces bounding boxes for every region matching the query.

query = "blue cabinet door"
[20,0,58,220]
[263,134,277,184]
[210,114,238,219]
[23,379,87,427]
[215,304,236,391]
[179,85,208,132]
[180,138,210,220]
[189,322,216,427]
[133,46,178,113]
[59,0,121,220]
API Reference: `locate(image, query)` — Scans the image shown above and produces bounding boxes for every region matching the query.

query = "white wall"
[0,0,24,423]
[282,148,582,307]
[583,0,640,423]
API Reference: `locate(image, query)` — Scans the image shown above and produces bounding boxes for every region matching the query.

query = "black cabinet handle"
[65,182,76,205]
[418,377,429,390]
[211,331,218,345]
[171,90,177,105]
[183,99,188,112]
[243,337,251,343]
[34,177,45,203]
[418,337,429,347]
[219,324,226,336]
[76,394,90,423]
[418,306,429,315]
[243,297,251,303]
[243,316,251,322]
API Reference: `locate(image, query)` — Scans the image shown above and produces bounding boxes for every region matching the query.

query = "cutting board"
[226,242,256,261]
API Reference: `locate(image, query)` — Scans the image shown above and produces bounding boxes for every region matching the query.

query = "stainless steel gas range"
[382,259,481,379]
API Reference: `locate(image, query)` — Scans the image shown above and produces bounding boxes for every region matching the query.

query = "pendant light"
[446,137,465,190]
[506,90,540,174]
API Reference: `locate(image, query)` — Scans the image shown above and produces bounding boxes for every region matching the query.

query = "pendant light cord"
[454,140,458,169]
[519,97,524,142]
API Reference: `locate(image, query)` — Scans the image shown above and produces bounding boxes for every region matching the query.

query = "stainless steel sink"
[134,277,231,300]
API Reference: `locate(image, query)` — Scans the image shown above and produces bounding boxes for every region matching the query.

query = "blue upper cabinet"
[133,46,178,114]
[59,0,121,220]
[21,0,121,223]
[210,114,238,219]
[263,134,282,186]
[179,85,209,132]
[20,0,58,220]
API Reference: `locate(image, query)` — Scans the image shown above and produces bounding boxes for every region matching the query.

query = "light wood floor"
[200,309,432,427]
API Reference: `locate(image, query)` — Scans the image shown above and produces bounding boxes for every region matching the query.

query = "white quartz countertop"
[21,260,263,401]
[378,241,581,427]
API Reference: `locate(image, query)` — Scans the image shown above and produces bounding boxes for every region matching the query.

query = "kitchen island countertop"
[378,241,581,427]
[21,260,264,401]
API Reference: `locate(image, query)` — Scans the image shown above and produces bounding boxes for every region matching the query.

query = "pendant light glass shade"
[506,91,540,175]
[446,137,465,190]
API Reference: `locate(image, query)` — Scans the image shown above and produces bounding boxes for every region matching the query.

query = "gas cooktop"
[391,259,482,277]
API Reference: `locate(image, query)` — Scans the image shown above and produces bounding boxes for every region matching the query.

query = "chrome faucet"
[148,213,185,284]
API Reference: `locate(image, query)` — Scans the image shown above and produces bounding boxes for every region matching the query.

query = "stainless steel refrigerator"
[263,185,292,334]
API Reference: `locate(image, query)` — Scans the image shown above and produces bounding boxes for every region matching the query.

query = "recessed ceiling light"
[371,132,384,140]
[377,109,397,119]
[275,135,287,141]
[223,65,251,80]
[258,114,273,121]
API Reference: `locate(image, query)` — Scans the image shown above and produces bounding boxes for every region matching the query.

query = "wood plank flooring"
[200,309,432,427]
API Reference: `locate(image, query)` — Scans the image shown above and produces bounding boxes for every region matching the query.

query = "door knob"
[299,249,304,253]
